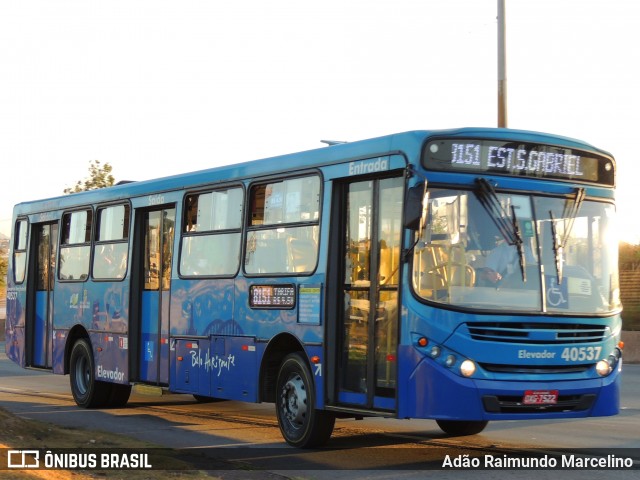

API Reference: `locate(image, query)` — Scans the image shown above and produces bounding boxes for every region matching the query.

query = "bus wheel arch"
[259,333,304,403]
[64,325,91,375]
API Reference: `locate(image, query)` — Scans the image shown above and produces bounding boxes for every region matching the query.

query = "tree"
[619,242,640,271]
[0,256,7,289]
[64,160,115,194]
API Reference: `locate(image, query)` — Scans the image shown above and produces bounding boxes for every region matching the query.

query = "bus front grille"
[479,363,591,374]
[467,322,607,344]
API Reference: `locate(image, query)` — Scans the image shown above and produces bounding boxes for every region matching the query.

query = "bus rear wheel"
[436,419,488,436]
[276,353,335,448]
[69,338,112,408]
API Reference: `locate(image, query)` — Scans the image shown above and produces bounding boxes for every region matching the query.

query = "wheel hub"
[282,374,307,425]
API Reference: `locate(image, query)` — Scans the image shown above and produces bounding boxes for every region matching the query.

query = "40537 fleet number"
[561,346,602,362]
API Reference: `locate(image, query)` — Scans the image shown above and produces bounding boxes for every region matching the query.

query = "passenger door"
[333,175,403,410]
[28,222,58,369]
[136,207,175,385]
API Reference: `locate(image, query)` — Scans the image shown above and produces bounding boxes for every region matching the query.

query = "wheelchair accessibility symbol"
[546,276,569,309]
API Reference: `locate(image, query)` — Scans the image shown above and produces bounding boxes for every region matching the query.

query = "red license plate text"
[523,390,558,405]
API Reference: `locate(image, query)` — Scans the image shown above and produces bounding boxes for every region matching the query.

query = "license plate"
[523,390,558,405]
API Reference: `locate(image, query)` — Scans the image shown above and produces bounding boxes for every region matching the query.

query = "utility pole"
[497,0,507,127]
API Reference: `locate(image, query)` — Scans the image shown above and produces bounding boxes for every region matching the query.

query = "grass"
[622,305,640,331]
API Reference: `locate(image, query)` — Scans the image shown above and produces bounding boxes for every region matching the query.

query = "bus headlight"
[596,359,612,377]
[460,360,476,377]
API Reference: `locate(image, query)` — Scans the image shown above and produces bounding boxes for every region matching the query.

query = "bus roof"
[13,127,613,216]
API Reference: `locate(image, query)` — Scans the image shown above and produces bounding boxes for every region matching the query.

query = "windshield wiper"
[511,205,526,283]
[549,187,586,284]
[475,178,527,282]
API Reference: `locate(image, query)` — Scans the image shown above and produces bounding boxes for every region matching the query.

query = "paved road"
[1,342,638,478]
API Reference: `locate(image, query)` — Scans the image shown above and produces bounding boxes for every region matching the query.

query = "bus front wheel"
[69,338,112,408]
[436,419,488,436]
[276,353,335,448]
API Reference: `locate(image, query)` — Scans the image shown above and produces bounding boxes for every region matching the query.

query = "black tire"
[436,419,488,436]
[276,353,335,448]
[107,383,132,408]
[69,338,112,408]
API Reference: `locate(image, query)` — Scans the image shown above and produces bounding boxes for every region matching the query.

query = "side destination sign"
[250,284,296,309]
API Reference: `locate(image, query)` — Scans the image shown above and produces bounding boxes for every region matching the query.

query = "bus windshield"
[412,187,620,314]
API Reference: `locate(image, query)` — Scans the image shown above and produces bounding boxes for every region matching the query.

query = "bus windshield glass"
[412,187,620,314]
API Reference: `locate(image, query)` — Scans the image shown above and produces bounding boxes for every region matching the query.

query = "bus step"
[133,384,165,397]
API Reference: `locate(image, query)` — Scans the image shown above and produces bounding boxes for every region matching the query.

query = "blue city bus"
[4,128,623,447]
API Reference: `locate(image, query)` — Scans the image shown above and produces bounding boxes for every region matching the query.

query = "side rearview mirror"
[404,182,428,231]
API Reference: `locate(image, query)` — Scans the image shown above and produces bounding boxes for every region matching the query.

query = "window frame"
[58,207,93,282]
[179,184,245,278]
[12,217,29,284]
[92,203,131,281]
[243,172,322,277]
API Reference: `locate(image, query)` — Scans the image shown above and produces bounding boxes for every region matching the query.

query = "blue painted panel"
[210,336,258,401]
[53,284,92,330]
[91,331,129,385]
[159,293,171,384]
[52,330,66,375]
[373,396,395,411]
[169,279,238,336]
[338,391,366,405]
[139,290,159,382]
[174,339,205,394]
[52,283,129,332]
[32,291,48,366]
[304,345,325,409]
[170,335,258,401]
[171,335,257,401]
[6,326,26,368]
[4,289,26,367]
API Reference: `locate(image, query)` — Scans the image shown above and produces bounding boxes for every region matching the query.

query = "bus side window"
[59,209,92,281]
[93,204,129,280]
[179,188,243,277]
[245,175,320,275]
[288,236,317,273]
[13,218,29,283]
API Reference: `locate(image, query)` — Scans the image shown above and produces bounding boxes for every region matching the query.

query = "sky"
[1,1,639,243]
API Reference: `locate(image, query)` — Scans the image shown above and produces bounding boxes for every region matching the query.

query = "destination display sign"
[249,284,296,309]
[423,138,615,186]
